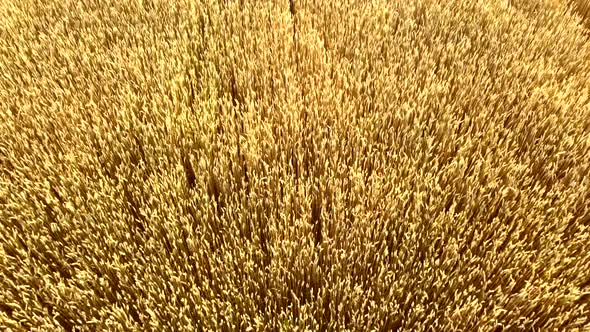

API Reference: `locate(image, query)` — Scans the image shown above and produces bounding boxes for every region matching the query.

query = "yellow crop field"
[1,0,590,330]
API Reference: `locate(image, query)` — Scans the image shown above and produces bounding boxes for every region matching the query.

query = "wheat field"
[1,0,590,330]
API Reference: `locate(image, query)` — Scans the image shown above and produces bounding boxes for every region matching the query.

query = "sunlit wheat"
[1,0,589,330]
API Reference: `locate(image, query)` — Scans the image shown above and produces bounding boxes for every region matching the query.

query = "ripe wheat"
[1,0,590,330]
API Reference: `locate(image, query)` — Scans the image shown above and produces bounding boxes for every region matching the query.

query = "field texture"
[1,0,590,330]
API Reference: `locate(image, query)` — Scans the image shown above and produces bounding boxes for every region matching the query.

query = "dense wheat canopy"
[1,0,590,330]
